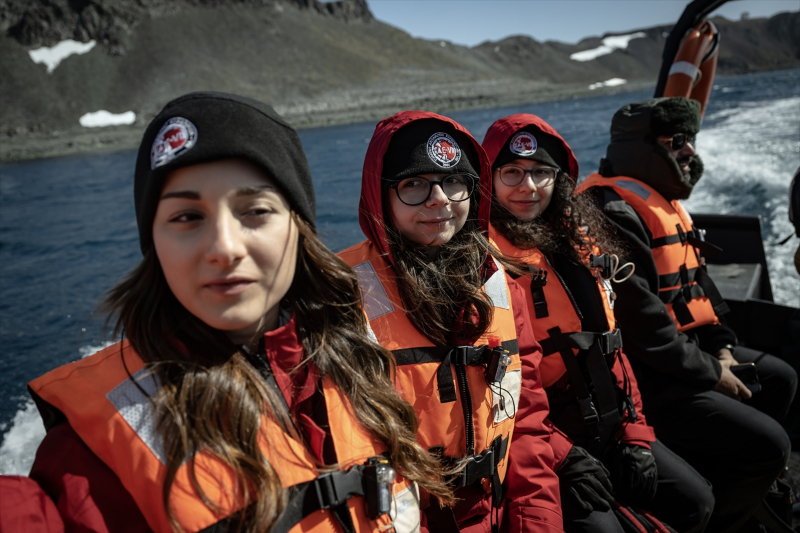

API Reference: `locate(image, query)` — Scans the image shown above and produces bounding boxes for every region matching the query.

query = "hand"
[714,366,753,400]
[558,445,615,513]
[716,347,737,369]
[608,444,657,505]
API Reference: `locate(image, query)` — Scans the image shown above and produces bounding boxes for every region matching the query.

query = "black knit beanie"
[134,91,315,253]
[381,119,479,183]
[600,97,703,200]
[492,126,568,171]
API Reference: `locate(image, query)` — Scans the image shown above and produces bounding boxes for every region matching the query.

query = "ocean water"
[1,68,798,475]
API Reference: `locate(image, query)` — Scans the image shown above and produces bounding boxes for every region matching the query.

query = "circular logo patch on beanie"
[509,131,538,156]
[150,117,198,169]
[427,132,462,168]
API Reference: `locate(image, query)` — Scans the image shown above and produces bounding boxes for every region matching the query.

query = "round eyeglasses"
[657,133,696,151]
[495,165,558,188]
[389,173,477,206]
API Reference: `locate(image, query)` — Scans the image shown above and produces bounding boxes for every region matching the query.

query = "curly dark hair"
[491,172,625,263]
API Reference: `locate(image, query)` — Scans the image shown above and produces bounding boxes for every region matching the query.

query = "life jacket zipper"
[455,364,475,456]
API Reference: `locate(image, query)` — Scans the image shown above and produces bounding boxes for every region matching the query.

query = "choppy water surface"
[1,68,798,474]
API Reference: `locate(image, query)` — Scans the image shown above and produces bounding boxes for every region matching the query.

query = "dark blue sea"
[1,68,799,473]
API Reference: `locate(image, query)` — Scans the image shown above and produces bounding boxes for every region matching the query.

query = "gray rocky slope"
[0,0,798,161]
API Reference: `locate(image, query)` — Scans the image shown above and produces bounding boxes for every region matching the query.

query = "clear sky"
[366,0,799,46]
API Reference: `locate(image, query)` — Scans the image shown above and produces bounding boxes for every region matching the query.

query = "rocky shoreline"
[0,80,649,163]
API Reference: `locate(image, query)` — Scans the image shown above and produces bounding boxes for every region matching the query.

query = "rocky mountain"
[0,0,797,161]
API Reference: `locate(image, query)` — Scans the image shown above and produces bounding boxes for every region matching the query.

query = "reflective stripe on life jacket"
[577,174,729,331]
[490,226,624,452]
[663,19,719,117]
[339,240,521,493]
[28,342,418,533]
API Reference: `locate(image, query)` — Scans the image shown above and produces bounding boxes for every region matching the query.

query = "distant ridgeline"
[0,0,798,159]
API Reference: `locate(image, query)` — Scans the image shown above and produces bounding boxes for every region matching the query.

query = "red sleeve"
[28,423,153,533]
[504,275,564,533]
[612,350,657,448]
[0,475,64,533]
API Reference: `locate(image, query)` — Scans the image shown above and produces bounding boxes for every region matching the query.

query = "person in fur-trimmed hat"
[576,97,796,532]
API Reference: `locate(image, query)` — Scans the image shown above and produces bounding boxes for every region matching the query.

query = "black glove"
[608,444,657,505]
[558,445,615,513]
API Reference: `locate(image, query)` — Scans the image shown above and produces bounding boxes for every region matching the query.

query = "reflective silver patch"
[617,179,651,201]
[106,369,166,465]
[484,259,510,310]
[353,261,395,320]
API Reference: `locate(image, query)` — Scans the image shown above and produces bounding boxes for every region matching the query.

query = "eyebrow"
[235,185,277,196]
[160,190,200,200]
[159,185,276,201]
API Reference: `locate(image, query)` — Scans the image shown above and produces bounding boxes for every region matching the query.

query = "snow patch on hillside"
[589,78,627,90]
[29,40,96,73]
[79,111,136,128]
[571,32,646,62]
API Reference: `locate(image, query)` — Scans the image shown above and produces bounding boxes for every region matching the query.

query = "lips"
[204,277,254,296]
[419,217,452,226]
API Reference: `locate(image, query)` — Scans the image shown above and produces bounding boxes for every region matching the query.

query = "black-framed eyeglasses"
[389,173,477,206]
[495,165,558,188]
[657,133,696,151]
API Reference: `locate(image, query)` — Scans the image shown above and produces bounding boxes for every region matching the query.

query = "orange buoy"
[663,19,719,116]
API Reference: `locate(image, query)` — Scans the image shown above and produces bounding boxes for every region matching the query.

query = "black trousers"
[644,348,795,533]
[563,439,715,533]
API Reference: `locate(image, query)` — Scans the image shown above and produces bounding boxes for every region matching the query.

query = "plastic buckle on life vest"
[590,254,613,280]
[458,447,497,487]
[313,469,362,511]
[598,330,622,355]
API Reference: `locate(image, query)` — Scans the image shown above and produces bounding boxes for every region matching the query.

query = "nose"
[205,209,246,266]
[425,182,450,207]
[680,141,696,158]
[518,172,539,193]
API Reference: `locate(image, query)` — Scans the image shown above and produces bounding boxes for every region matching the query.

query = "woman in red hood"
[482,114,715,533]
[339,111,564,533]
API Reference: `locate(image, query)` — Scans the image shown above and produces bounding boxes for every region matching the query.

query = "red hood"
[482,113,579,180]
[359,110,493,260]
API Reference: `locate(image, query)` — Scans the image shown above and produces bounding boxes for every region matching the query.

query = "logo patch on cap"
[427,132,461,169]
[150,117,197,169]
[509,131,537,156]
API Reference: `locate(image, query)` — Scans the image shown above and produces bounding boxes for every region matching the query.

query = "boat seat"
[705,263,762,301]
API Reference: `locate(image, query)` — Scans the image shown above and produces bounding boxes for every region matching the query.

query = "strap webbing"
[392,340,519,404]
[540,330,623,358]
[529,266,549,318]
[269,469,365,533]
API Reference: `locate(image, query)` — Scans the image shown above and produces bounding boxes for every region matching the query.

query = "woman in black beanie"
[23,92,452,533]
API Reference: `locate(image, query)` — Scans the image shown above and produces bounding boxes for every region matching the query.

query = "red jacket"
[357,111,564,533]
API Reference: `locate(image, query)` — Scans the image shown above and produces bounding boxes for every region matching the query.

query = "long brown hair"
[491,172,625,263]
[102,213,453,532]
[384,195,498,346]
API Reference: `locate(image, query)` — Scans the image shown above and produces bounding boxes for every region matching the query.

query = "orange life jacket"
[28,342,419,533]
[490,226,625,451]
[577,174,729,331]
[338,240,521,493]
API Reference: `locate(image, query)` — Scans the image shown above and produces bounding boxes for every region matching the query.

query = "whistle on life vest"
[485,336,512,384]
[363,456,396,519]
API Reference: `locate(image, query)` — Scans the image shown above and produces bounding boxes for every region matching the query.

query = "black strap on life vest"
[651,224,723,259]
[547,326,621,453]
[658,265,730,326]
[529,266,549,318]
[392,340,519,404]
[425,435,510,533]
[539,329,623,360]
